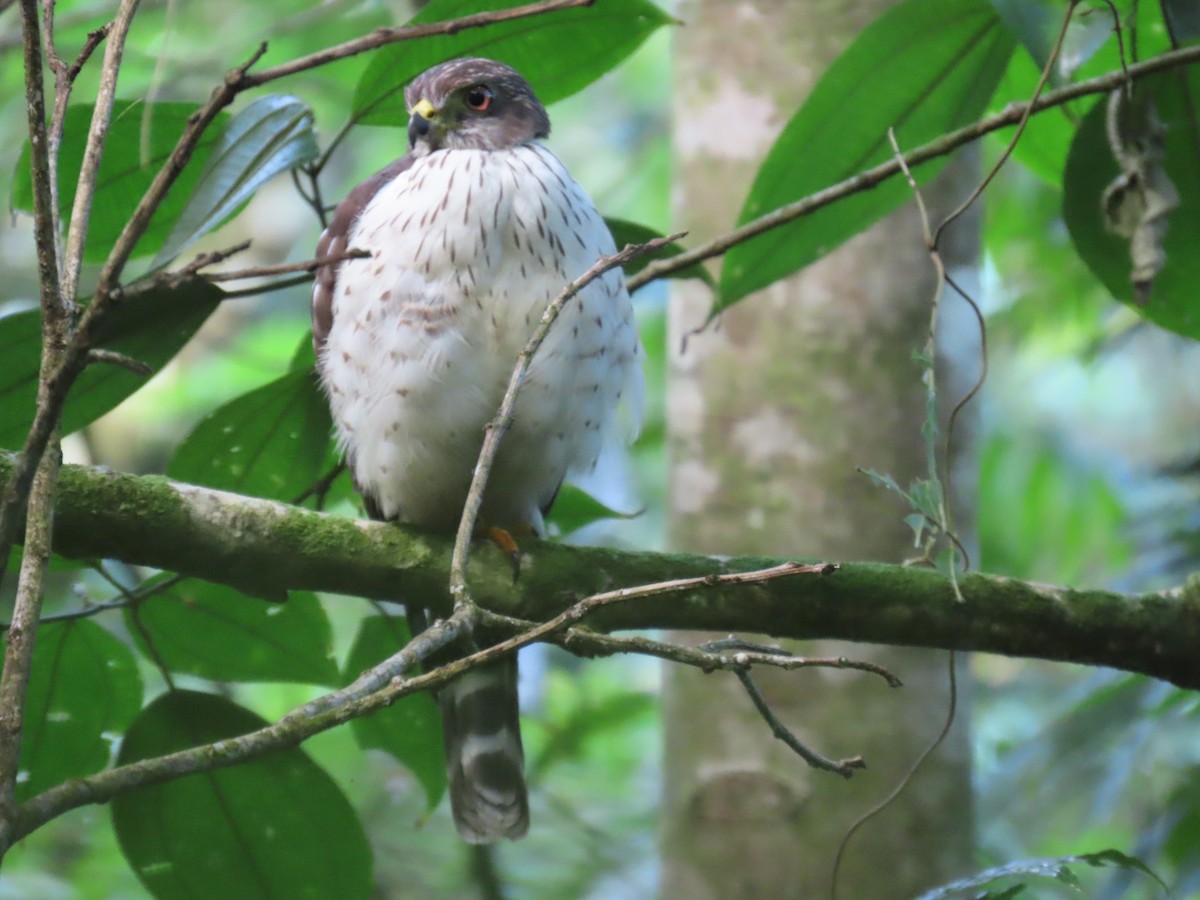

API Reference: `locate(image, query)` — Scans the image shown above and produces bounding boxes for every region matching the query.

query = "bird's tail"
[440,656,529,843]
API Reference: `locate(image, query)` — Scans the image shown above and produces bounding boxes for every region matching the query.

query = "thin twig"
[176,240,253,276]
[46,22,113,267]
[886,128,961,594]
[86,349,152,376]
[932,0,1078,248]
[60,0,142,305]
[220,274,314,299]
[447,234,684,613]
[942,271,988,534]
[0,445,60,856]
[238,0,593,88]
[12,561,822,842]
[735,668,866,777]
[831,651,959,899]
[626,40,1200,292]
[0,0,67,584]
[0,596,130,631]
[481,608,897,690]
[200,250,370,282]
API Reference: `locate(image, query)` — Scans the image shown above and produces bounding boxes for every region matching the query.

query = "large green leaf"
[351,0,672,127]
[167,364,335,503]
[11,101,229,263]
[155,95,319,266]
[112,690,372,900]
[15,620,142,802]
[0,279,223,450]
[343,616,445,809]
[1062,71,1200,340]
[127,579,339,685]
[717,0,1015,312]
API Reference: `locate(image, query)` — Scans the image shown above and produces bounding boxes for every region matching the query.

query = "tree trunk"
[662,2,978,897]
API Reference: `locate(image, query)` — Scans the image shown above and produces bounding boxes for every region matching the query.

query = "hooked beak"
[408,98,438,148]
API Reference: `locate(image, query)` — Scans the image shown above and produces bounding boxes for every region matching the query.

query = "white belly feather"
[318,144,643,533]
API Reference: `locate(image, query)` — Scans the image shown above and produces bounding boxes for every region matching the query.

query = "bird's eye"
[465,85,493,111]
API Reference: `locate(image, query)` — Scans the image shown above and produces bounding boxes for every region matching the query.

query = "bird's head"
[404,58,551,154]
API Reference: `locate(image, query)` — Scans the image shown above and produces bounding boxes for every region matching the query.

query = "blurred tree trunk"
[662,2,978,898]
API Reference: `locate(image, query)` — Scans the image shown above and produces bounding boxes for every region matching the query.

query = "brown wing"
[311,155,417,359]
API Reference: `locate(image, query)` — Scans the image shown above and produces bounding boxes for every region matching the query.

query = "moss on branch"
[6,452,1200,690]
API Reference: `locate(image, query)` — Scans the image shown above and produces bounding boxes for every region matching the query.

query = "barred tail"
[440,657,529,843]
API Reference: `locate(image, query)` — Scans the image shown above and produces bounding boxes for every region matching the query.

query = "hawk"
[311,58,644,842]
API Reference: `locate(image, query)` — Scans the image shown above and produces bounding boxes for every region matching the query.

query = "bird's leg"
[484,525,529,583]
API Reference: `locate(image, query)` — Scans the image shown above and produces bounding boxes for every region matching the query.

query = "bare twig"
[0,596,130,631]
[886,128,960,589]
[832,651,959,899]
[932,0,1078,248]
[0,1,67,578]
[200,249,370,282]
[735,668,866,777]
[221,274,316,299]
[12,561,821,841]
[481,608,898,690]
[447,234,685,613]
[175,240,253,276]
[626,40,1200,292]
[0,447,60,855]
[86,349,152,376]
[46,23,113,264]
[60,0,142,305]
[239,0,593,89]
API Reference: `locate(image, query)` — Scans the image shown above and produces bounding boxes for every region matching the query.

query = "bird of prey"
[311,58,644,842]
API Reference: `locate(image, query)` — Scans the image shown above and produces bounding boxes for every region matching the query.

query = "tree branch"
[626,40,1200,292]
[13,561,822,842]
[5,452,1200,691]
[239,0,594,88]
[60,0,140,304]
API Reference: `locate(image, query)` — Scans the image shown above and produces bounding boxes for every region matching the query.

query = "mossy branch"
[4,452,1199,691]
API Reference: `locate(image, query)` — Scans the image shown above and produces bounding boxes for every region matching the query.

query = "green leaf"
[155,95,319,266]
[913,850,1167,900]
[11,101,229,263]
[858,467,908,500]
[0,279,222,450]
[112,690,372,900]
[604,218,713,288]
[351,0,672,127]
[343,616,445,809]
[127,579,339,685]
[1062,71,1200,340]
[717,0,1015,312]
[15,620,142,802]
[167,363,335,503]
[546,483,640,536]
